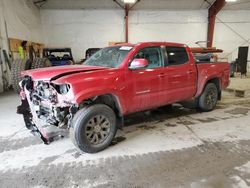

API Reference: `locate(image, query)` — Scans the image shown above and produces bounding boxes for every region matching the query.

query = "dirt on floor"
[1,140,250,188]
[1,91,250,188]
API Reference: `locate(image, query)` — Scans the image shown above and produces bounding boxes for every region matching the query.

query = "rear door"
[161,46,197,103]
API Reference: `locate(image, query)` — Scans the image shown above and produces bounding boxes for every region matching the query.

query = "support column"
[207,0,226,47]
[125,4,129,43]
[113,0,140,43]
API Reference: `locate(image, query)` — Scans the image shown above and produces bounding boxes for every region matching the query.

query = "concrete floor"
[1,91,250,187]
[228,73,250,92]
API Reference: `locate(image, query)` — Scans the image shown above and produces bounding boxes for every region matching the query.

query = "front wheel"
[70,104,117,153]
[198,83,218,112]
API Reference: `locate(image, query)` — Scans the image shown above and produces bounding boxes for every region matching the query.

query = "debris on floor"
[1,91,250,187]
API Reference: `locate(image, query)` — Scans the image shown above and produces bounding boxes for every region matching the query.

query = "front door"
[126,46,165,113]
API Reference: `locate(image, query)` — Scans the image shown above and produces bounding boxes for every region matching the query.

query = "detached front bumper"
[17,97,51,144]
[17,77,77,144]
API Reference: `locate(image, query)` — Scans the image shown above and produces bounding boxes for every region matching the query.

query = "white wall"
[0,0,43,44]
[0,0,43,93]
[214,10,250,62]
[41,9,125,60]
[0,2,249,63]
[41,9,250,63]
[41,9,208,60]
[129,10,208,46]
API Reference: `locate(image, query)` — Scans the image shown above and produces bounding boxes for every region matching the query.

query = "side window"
[134,47,162,68]
[166,47,189,66]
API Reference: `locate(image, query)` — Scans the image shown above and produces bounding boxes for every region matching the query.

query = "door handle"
[158,73,165,78]
[187,70,194,74]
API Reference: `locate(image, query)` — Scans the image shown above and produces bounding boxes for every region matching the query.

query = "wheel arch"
[79,93,124,129]
[196,77,221,100]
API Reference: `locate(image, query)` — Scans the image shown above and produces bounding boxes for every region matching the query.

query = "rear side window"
[166,47,189,66]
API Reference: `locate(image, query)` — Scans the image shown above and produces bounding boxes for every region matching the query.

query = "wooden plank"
[9,38,22,52]
[190,47,223,54]
[108,42,126,46]
[8,38,45,55]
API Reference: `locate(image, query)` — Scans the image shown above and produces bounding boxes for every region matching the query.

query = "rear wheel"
[70,104,117,153]
[198,83,218,112]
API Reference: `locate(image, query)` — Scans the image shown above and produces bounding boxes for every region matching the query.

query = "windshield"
[84,46,133,68]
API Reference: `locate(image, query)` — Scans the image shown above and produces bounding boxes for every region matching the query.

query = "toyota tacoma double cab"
[17,42,230,153]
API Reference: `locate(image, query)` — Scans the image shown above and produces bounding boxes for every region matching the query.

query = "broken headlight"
[53,84,71,95]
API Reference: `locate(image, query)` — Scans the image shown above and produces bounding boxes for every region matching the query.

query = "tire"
[25,59,32,70]
[11,59,28,93]
[198,83,218,112]
[68,60,74,65]
[31,58,51,69]
[70,104,117,153]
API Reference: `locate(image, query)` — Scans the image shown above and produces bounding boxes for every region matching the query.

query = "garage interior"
[0,0,250,187]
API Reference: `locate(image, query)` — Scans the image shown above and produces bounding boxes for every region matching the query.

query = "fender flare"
[195,76,221,98]
[75,91,125,128]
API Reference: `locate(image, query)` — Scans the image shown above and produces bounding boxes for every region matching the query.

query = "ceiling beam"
[207,0,226,47]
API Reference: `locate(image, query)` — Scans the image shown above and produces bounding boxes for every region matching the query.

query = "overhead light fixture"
[225,0,237,2]
[123,0,136,4]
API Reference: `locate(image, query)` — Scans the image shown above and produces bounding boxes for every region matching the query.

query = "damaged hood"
[22,65,109,81]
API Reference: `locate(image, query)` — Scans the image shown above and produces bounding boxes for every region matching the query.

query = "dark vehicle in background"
[85,48,101,59]
[43,48,74,66]
[78,48,101,64]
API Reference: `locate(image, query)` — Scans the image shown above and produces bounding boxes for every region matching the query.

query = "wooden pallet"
[9,38,44,53]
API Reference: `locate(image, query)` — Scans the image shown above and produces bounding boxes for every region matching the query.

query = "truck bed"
[196,62,230,96]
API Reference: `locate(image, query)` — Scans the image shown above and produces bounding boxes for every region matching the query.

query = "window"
[166,47,189,66]
[133,47,162,68]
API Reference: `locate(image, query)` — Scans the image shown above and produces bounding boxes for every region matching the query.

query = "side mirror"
[129,58,149,70]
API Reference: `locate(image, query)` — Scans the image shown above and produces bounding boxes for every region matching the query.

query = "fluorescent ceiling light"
[225,0,237,2]
[123,0,136,4]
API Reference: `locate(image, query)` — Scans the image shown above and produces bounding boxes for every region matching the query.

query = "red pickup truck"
[17,42,230,153]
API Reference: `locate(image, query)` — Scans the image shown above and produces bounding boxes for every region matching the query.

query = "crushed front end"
[17,76,77,144]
